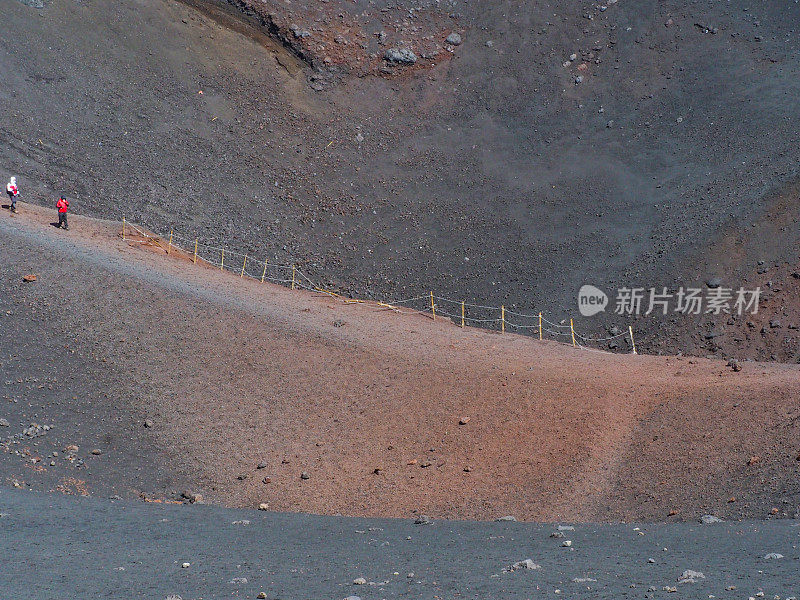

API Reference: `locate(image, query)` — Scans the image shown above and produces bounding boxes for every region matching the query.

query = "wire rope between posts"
[574,330,630,343]
[120,218,639,355]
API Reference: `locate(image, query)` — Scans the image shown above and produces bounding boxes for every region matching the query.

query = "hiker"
[56,196,69,230]
[6,177,18,213]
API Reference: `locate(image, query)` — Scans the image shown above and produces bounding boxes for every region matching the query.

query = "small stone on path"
[700,515,723,524]
[677,569,705,583]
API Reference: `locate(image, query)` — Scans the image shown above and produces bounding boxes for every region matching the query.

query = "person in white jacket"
[6,177,19,213]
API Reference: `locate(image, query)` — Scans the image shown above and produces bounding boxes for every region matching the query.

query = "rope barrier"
[119,218,639,355]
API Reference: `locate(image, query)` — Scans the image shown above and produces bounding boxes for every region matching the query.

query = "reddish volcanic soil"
[1,204,798,522]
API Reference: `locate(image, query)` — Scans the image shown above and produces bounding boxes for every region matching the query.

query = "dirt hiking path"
[1,204,798,521]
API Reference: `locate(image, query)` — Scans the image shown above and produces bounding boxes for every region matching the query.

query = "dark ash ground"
[1,487,798,599]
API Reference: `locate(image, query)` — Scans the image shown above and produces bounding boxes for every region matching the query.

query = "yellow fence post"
[629,325,637,355]
[193,238,198,264]
[501,305,505,333]
[122,218,126,241]
[430,292,435,321]
[570,318,576,348]
[221,248,225,271]
[240,255,247,278]
[167,229,173,255]
[461,301,465,328]
[261,258,268,283]
[538,312,543,340]
[291,265,296,290]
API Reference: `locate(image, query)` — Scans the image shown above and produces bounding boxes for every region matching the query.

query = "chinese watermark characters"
[579,285,760,317]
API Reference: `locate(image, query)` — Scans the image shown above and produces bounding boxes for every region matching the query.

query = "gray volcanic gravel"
[0,488,798,599]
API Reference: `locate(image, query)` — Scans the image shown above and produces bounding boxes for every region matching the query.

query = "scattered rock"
[769,319,781,328]
[23,423,50,437]
[557,525,575,531]
[503,559,541,572]
[550,531,565,539]
[747,455,761,466]
[258,503,269,511]
[677,569,705,583]
[232,519,250,526]
[257,593,267,599]
[0,418,9,427]
[414,515,432,525]
[143,419,154,428]
[562,540,572,547]
[727,358,742,372]
[705,277,722,289]
[458,416,470,425]
[496,515,517,522]
[257,462,267,469]
[90,448,102,455]
[353,577,367,585]
[300,471,310,480]
[384,48,417,64]
[289,25,311,39]
[229,577,248,584]
[181,562,190,569]
[699,515,724,524]
[446,33,462,46]
[572,577,597,583]
[181,492,203,504]
[333,319,345,327]
[694,23,718,34]
[763,553,784,559]
[22,274,37,282]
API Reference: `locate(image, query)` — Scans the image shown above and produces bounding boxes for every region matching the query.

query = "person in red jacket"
[6,177,18,213]
[56,196,69,230]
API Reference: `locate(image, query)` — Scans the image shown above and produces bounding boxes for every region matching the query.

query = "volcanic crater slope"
[0,207,798,522]
[2,0,800,361]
